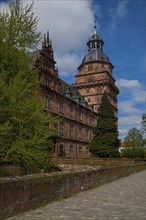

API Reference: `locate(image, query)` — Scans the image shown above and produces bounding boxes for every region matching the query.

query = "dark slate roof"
[81,31,111,65]
[82,48,110,64]
[59,79,93,111]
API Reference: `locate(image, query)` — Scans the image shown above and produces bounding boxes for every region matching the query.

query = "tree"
[89,93,120,158]
[121,148,146,159]
[0,0,58,174]
[124,127,144,148]
[141,114,146,139]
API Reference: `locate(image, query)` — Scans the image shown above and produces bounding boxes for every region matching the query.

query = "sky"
[0,0,146,140]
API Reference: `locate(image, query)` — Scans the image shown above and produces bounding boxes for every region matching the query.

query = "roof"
[81,31,111,65]
[59,79,94,111]
[82,48,110,64]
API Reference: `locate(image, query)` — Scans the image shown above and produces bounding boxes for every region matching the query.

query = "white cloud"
[119,115,141,126]
[117,78,145,139]
[116,79,141,89]
[119,128,129,136]
[109,0,129,34]
[25,0,95,77]
[117,79,145,105]
[118,115,142,140]
[1,1,144,141]
[1,0,96,77]
[56,53,82,77]
[116,0,128,18]
[132,90,146,104]
[118,101,141,115]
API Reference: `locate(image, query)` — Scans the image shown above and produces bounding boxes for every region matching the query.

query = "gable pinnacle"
[42,34,46,47]
[47,30,49,43]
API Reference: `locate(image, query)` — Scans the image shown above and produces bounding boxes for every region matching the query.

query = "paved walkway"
[8,170,146,220]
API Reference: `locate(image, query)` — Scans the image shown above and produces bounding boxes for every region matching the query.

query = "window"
[45,78,50,87]
[45,96,50,108]
[59,102,64,113]
[58,121,64,135]
[70,107,74,118]
[89,76,92,81]
[88,98,91,102]
[78,126,82,139]
[86,114,90,124]
[86,128,89,140]
[97,97,101,102]
[79,146,82,153]
[88,65,93,71]
[70,145,74,152]
[94,106,96,111]
[69,123,74,138]
[97,86,101,92]
[78,111,82,121]
[58,144,65,156]
[86,88,89,93]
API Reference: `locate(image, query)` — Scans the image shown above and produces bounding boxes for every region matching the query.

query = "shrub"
[121,147,146,159]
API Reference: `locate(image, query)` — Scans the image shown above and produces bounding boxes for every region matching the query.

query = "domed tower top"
[82,17,111,65]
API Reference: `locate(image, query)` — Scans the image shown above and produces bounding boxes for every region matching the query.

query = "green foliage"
[89,93,120,158]
[90,144,120,158]
[0,0,41,83]
[0,0,58,174]
[141,114,146,140]
[121,148,146,159]
[124,127,144,148]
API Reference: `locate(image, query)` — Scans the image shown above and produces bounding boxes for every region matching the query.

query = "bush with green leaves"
[0,0,58,174]
[121,148,146,159]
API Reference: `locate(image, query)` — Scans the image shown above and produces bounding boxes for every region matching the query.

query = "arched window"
[58,144,65,156]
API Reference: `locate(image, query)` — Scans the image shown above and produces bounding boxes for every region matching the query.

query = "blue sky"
[0,0,145,140]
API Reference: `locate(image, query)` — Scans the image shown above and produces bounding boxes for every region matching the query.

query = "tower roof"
[81,20,111,65]
[82,49,110,64]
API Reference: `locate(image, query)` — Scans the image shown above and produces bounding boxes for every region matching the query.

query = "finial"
[43,34,46,46]
[94,14,97,35]
[47,30,49,43]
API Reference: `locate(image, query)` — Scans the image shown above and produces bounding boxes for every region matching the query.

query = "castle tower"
[74,20,119,117]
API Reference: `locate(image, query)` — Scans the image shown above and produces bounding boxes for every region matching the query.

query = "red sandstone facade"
[35,26,119,158]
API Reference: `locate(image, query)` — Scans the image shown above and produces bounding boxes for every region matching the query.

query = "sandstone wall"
[0,164,146,220]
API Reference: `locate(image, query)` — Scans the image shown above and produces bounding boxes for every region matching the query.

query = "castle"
[35,24,119,158]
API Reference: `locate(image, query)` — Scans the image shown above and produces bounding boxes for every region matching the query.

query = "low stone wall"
[52,157,146,170]
[0,163,146,220]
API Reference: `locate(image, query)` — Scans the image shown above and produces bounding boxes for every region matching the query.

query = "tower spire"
[94,14,97,35]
